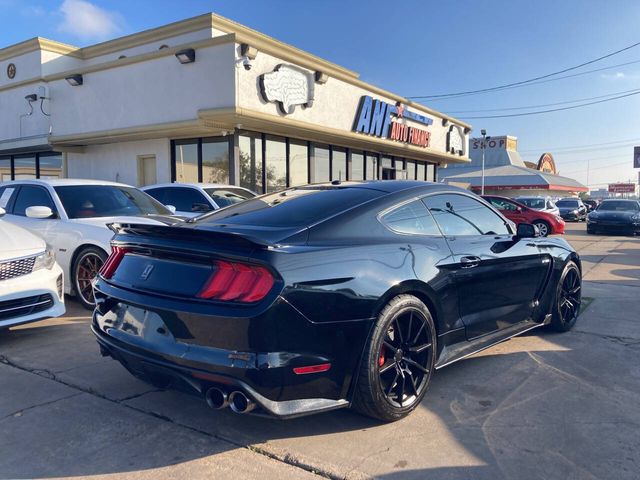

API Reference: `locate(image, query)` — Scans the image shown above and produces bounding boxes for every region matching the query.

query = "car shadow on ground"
[2,297,639,479]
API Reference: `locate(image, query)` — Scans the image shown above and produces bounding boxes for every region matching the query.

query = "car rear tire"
[73,246,108,310]
[533,220,550,237]
[550,261,581,332]
[353,294,436,422]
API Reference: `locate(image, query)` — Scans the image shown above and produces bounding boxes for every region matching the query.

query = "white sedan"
[0,207,65,329]
[0,179,181,309]
[141,183,255,218]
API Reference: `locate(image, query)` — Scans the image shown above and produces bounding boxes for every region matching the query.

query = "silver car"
[515,196,560,217]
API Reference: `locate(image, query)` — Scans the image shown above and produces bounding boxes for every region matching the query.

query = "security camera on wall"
[242,56,252,71]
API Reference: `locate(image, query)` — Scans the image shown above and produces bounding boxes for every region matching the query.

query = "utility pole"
[481,129,490,195]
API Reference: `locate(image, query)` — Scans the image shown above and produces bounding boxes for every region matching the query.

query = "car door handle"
[460,256,481,268]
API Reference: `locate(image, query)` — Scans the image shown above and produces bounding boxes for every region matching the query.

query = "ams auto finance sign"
[353,96,433,148]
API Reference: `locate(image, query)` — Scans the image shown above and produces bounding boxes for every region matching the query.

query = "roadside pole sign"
[635,146,640,168]
[608,183,636,193]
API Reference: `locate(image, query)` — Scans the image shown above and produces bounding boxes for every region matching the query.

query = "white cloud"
[57,0,122,41]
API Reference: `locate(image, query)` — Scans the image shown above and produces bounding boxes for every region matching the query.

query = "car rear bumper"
[0,265,65,329]
[91,281,371,418]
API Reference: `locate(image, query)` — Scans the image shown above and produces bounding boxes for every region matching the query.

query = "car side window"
[488,198,517,211]
[144,187,167,204]
[163,188,211,212]
[381,199,441,235]
[12,186,57,217]
[423,193,511,236]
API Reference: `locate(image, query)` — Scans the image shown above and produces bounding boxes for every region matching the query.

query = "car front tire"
[73,246,108,310]
[353,294,436,422]
[533,220,550,237]
[550,261,581,332]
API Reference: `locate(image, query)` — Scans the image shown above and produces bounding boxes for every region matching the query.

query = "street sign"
[608,183,636,193]
[635,146,640,168]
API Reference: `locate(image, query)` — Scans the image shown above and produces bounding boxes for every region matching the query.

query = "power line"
[457,89,640,119]
[445,87,640,114]
[560,160,631,174]
[407,40,640,99]
[520,136,640,153]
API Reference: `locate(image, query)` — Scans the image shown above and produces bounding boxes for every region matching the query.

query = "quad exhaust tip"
[228,391,256,414]
[205,387,229,410]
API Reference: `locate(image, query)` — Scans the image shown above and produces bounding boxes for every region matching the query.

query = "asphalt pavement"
[1,223,639,480]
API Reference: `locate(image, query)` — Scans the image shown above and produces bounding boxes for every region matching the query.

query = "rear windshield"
[195,186,383,227]
[598,201,640,212]
[556,200,578,207]
[55,185,170,219]
[517,198,545,209]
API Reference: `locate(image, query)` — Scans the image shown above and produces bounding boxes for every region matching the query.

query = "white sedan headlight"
[33,246,56,271]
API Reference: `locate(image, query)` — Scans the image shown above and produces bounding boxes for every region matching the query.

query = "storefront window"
[202,138,229,184]
[289,140,308,186]
[311,144,330,183]
[239,132,263,193]
[265,135,287,192]
[332,147,347,181]
[39,154,63,179]
[350,151,364,181]
[406,161,416,180]
[365,153,378,180]
[0,157,10,182]
[175,141,198,183]
[14,156,36,179]
[416,162,425,181]
[427,163,435,182]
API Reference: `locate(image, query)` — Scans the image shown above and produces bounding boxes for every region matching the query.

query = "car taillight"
[99,246,128,279]
[197,260,274,303]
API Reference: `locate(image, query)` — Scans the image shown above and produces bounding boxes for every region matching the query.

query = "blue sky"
[2,0,640,190]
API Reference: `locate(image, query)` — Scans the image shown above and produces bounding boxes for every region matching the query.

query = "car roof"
[142,183,253,190]
[6,179,129,187]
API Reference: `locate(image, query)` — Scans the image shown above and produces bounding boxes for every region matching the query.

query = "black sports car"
[92,181,582,421]
[556,198,588,221]
[587,199,640,235]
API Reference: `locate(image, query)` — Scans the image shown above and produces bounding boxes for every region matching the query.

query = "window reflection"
[202,139,229,184]
[239,132,263,193]
[350,151,364,181]
[39,154,63,179]
[365,153,378,180]
[332,148,346,181]
[289,140,308,186]
[265,135,287,192]
[312,144,330,183]
[175,141,198,183]
[14,156,36,180]
[0,157,10,181]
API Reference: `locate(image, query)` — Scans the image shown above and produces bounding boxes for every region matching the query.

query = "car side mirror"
[0,207,5,217]
[25,206,54,219]
[165,204,177,214]
[516,223,538,238]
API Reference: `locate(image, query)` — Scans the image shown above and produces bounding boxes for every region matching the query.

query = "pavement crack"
[573,330,640,347]
[0,392,82,422]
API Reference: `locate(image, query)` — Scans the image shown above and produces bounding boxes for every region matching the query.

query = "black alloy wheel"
[551,261,581,332]
[73,247,108,310]
[354,295,436,421]
[533,220,550,237]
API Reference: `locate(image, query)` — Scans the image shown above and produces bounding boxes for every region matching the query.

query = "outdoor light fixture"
[24,93,37,102]
[442,118,449,127]
[175,48,196,64]
[240,43,258,60]
[315,71,328,84]
[65,74,83,86]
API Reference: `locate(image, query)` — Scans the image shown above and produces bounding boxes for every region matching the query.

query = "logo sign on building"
[608,183,636,193]
[353,96,433,148]
[634,146,640,168]
[259,64,315,115]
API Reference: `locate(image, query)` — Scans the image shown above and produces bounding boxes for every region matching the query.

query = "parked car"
[587,199,640,235]
[556,198,588,222]
[0,180,182,309]
[141,183,256,218]
[0,207,65,329]
[515,196,560,217]
[583,199,600,212]
[93,181,582,421]
[482,195,565,236]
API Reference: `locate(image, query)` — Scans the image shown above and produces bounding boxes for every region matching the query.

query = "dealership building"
[0,13,472,192]
[440,135,588,198]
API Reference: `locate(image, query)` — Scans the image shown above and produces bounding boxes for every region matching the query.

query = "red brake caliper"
[378,344,386,367]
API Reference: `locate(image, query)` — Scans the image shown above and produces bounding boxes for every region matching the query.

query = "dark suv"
[556,198,588,222]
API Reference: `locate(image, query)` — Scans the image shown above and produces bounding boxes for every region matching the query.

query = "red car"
[482,195,565,236]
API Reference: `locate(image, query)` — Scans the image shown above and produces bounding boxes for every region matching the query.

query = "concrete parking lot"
[1,223,639,480]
